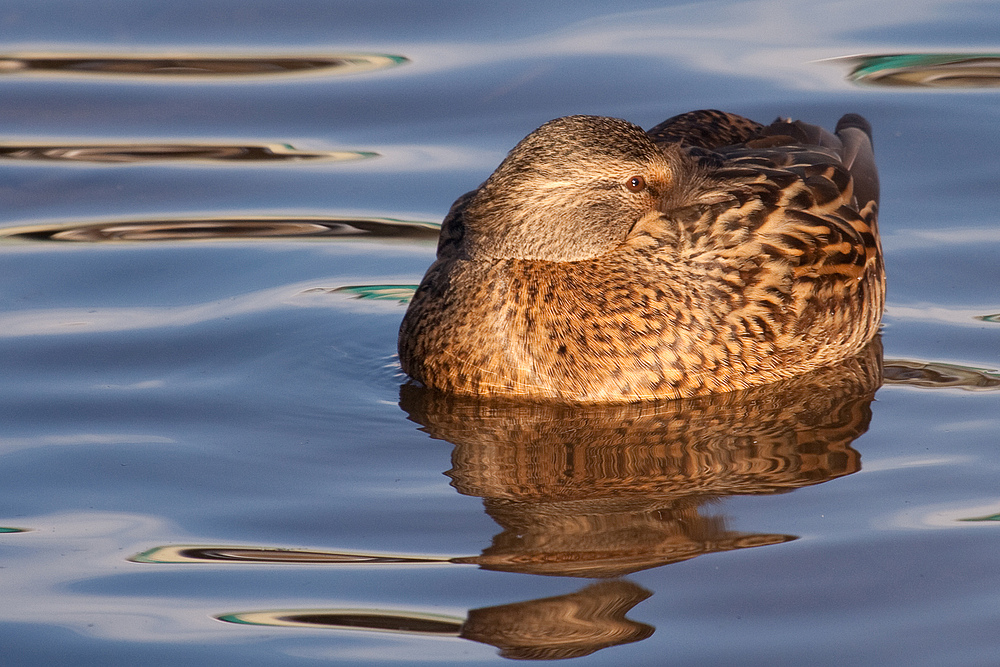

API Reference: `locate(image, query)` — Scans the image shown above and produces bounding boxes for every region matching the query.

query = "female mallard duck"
[398,110,883,402]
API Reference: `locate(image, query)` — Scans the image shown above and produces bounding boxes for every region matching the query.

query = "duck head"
[462,115,674,262]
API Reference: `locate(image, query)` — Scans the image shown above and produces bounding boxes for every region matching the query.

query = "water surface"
[2,1,1000,665]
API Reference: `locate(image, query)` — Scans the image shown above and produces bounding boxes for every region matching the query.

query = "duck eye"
[626,175,646,192]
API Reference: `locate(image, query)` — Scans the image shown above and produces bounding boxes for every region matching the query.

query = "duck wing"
[737,113,879,213]
[633,112,883,356]
[648,110,878,213]
[647,113,880,275]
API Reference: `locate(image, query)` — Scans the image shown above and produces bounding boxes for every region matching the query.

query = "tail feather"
[835,114,879,208]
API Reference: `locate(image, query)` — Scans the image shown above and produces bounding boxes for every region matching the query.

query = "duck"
[398,109,883,402]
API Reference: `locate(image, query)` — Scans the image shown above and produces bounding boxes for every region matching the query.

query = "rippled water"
[2,1,1000,665]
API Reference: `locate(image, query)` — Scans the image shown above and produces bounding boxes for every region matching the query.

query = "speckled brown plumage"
[399,110,883,402]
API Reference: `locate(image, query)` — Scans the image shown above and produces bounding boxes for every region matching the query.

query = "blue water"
[2,1,1000,665]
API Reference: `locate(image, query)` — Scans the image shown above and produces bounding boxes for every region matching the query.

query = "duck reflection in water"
[395,338,882,657]
[208,341,882,661]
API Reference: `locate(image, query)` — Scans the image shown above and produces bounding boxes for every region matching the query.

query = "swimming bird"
[398,109,883,402]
